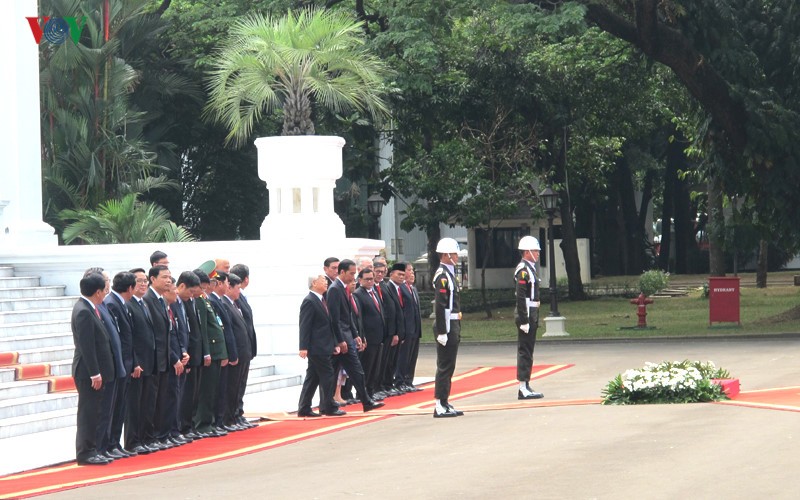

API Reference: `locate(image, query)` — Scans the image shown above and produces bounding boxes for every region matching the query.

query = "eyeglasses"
[362,277,374,281]
[135,279,148,284]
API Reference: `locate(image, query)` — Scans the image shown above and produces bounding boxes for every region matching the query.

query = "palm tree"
[59,193,195,244]
[205,7,391,145]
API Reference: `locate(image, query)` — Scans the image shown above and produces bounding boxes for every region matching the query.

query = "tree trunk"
[673,158,694,274]
[554,137,586,300]
[425,223,441,285]
[756,239,768,288]
[479,227,493,319]
[283,85,315,136]
[658,134,678,271]
[616,155,647,274]
[707,175,726,276]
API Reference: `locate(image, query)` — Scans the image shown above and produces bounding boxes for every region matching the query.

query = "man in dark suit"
[396,263,423,393]
[380,263,406,396]
[327,259,383,413]
[230,263,257,429]
[177,271,206,438]
[323,257,339,287]
[164,279,191,445]
[104,271,137,457]
[82,268,126,462]
[208,271,240,432]
[71,273,115,465]
[221,273,253,429]
[192,269,229,437]
[125,268,158,453]
[143,265,184,448]
[297,275,341,417]
[353,268,386,401]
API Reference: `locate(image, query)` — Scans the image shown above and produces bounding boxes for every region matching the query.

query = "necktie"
[350,293,358,315]
[406,283,418,305]
[369,289,380,311]
[94,306,101,320]
[321,297,329,314]
[397,285,404,307]
[158,297,168,315]
[168,307,176,331]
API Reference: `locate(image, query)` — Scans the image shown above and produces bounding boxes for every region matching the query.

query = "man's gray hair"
[308,275,321,288]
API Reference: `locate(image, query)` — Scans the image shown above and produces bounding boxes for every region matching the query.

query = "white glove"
[520,324,530,334]
[436,334,448,346]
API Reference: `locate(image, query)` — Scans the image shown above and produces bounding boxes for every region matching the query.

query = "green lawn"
[421,286,800,342]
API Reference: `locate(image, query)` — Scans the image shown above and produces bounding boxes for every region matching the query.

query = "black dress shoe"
[407,385,423,393]
[321,408,346,416]
[184,431,199,440]
[158,439,175,449]
[433,407,458,418]
[297,409,321,418]
[369,393,385,401]
[445,403,464,416]
[362,400,385,412]
[78,455,111,466]
[168,437,186,446]
[518,390,544,400]
[130,445,150,455]
[118,447,137,457]
[104,449,125,459]
[346,398,360,405]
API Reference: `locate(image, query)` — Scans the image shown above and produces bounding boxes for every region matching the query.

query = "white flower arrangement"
[603,360,730,405]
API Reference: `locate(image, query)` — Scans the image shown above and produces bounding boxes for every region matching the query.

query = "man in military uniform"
[432,237,464,418]
[515,236,544,400]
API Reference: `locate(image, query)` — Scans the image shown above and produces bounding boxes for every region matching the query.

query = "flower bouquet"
[602,360,731,405]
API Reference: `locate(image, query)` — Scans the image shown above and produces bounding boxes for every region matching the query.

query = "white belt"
[449,313,461,320]
[526,300,540,309]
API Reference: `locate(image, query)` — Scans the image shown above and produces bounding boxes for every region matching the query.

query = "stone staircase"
[0,264,301,439]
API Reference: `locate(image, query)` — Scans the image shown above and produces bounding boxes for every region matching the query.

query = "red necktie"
[347,288,358,314]
[397,286,404,307]
[369,289,380,311]
[94,307,101,319]
[321,297,329,314]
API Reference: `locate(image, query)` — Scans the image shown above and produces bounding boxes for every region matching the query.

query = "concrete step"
[248,359,276,378]
[0,391,77,420]
[0,276,40,288]
[0,367,15,383]
[0,331,73,351]
[0,380,50,400]
[244,373,303,394]
[0,307,72,324]
[0,266,13,278]
[0,407,75,439]
[0,296,77,312]
[49,360,72,377]
[15,346,74,364]
[0,320,71,337]
[0,286,66,300]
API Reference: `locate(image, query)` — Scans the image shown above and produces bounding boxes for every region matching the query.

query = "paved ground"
[35,338,800,499]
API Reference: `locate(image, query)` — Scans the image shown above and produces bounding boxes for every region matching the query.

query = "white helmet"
[436,237,460,254]
[518,235,541,251]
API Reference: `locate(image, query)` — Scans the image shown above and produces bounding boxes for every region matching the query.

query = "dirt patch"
[757,304,800,324]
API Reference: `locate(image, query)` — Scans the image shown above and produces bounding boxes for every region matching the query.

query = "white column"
[0,0,57,246]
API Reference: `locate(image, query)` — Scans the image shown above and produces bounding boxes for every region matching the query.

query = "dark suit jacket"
[183,298,205,367]
[327,279,358,344]
[71,298,114,382]
[381,281,406,341]
[399,283,422,339]
[353,286,385,345]
[196,296,226,361]
[104,292,134,374]
[298,292,336,356]
[127,296,156,375]
[170,300,190,362]
[98,302,126,379]
[209,293,238,363]
[143,288,171,371]
[236,294,258,359]
[222,297,252,361]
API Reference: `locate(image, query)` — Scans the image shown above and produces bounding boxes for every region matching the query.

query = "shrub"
[602,360,731,405]
[639,270,669,296]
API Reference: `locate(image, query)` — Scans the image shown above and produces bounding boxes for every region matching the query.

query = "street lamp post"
[366,192,385,239]
[539,186,568,336]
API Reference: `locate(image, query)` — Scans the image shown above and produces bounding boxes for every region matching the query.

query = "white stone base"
[542,316,569,337]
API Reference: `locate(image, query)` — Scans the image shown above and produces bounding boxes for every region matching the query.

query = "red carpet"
[715,386,800,413]
[0,364,572,499]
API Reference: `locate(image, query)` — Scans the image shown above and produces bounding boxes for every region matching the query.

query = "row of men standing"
[297,256,424,416]
[71,253,259,466]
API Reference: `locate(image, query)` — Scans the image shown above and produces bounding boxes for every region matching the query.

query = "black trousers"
[380,341,400,389]
[434,320,461,402]
[298,354,336,414]
[153,369,174,440]
[194,360,221,433]
[110,376,129,450]
[180,365,202,433]
[95,376,119,453]
[74,375,104,461]
[336,338,370,402]
[395,335,420,386]
[517,307,539,381]
[224,360,247,425]
[359,342,383,395]
[124,375,147,449]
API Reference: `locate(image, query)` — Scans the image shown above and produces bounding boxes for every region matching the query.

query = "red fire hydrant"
[630,292,654,328]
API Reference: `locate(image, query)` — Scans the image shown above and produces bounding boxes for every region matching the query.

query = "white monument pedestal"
[542,316,569,337]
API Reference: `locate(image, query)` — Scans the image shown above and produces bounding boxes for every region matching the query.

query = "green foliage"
[602,360,730,405]
[638,270,670,296]
[205,7,392,143]
[59,193,196,244]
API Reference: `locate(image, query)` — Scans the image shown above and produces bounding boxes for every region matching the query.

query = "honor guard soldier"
[432,237,464,418]
[515,236,544,400]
